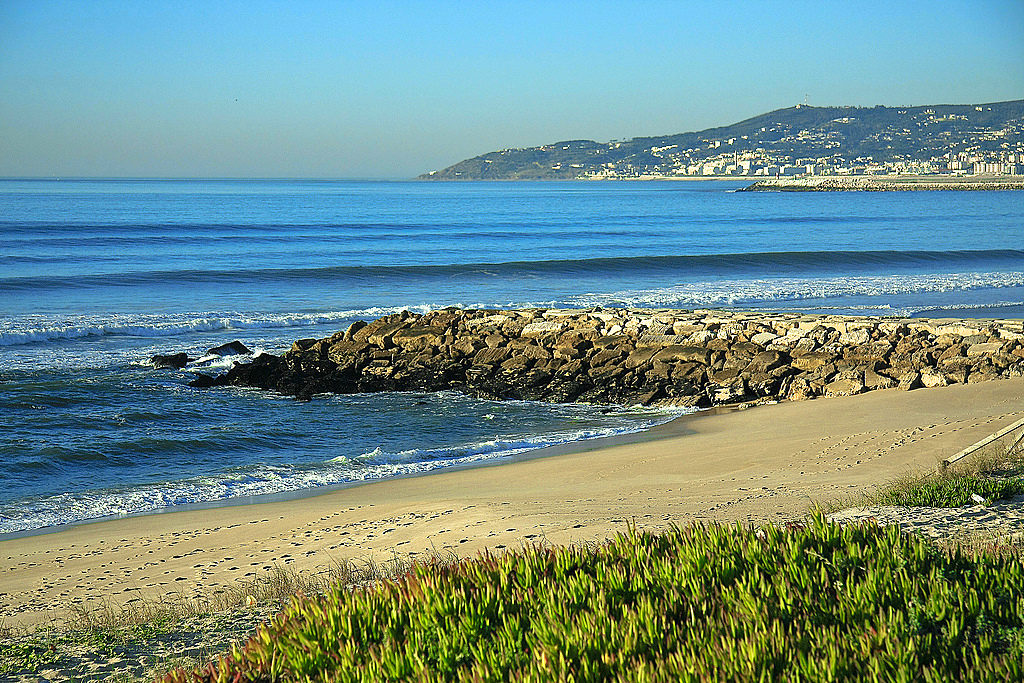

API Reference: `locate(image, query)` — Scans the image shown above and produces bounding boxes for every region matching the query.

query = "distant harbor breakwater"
[179,308,1024,408]
[742,177,1024,192]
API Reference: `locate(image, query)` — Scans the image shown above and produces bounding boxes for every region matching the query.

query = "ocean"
[2,178,1022,536]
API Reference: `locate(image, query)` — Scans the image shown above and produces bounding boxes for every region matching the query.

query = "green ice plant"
[871,473,1024,508]
[164,515,1024,682]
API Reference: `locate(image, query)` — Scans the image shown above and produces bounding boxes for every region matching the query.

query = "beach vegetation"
[163,514,1024,682]
[870,472,1024,508]
[0,637,62,675]
[828,443,1024,511]
[0,558,422,681]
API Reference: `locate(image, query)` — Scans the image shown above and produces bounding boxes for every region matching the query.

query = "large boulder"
[151,352,190,369]
[206,340,251,356]
[824,377,865,397]
[708,377,749,404]
[392,326,447,352]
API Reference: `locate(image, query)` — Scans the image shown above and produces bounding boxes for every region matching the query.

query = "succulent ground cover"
[163,514,1024,683]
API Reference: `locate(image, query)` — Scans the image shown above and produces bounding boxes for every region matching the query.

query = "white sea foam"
[5,271,1019,352]
[0,406,689,536]
[569,271,1024,310]
[0,305,437,348]
[187,352,262,371]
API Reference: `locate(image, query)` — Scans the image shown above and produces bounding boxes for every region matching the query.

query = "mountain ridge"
[419,99,1024,180]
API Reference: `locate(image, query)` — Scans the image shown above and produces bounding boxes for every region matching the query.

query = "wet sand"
[3,378,1023,629]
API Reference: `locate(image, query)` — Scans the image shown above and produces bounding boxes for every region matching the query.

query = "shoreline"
[0,403,701,544]
[4,378,1024,630]
[7,306,1024,541]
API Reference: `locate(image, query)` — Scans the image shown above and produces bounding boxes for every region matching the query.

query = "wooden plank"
[940,416,1024,471]
[1009,430,1024,455]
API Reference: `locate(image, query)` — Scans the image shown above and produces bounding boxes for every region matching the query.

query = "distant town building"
[973,161,1004,174]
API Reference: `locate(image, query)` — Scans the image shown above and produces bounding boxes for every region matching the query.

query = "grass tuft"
[822,443,1024,513]
[870,472,1024,508]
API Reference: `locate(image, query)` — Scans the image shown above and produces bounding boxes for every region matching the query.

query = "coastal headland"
[419,99,1024,181]
[192,307,1024,407]
[3,309,1024,631]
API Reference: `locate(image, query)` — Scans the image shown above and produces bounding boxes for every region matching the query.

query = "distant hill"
[419,99,1024,180]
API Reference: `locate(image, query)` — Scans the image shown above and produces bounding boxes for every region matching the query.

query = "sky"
[1,0,1022,179]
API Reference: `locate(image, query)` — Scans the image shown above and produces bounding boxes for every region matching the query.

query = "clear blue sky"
[1,0,1022,178]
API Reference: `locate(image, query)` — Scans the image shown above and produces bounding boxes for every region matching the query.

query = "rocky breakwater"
[741,177,1024,192]
[190,308,1024,407]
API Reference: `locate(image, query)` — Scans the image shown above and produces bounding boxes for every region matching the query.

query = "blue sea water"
[1,178,1022,535]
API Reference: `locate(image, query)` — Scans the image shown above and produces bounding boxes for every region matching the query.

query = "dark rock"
[624,348,657,368]
[706,338,732,352]
[450,338,479,357]
[392,326,446,352]
[521,369,552,388]
[151,352,190,369]
[824,377,865,397]
[638,387,664,405]
[672,394,710,409]
[843,341,893,363]
[710,368,740,384]
[475,347,512,365]
[792,352,834,372]
[708,378,749,403]
[864,369,896,390]
[366,321,410,349]
[517,343,552,361]
[590,364,626,383]
[206,340,251,356]
[653,345,710,365]
[484,334,507,348]
[555,358,588,378]
[590,348,625,366]
[674,362,707,382]
[500,356,533,373]
[466,364,494,380]
[747,372,781,397]
[745,350,787,374]
[591,335,632,350]
[343,320,367,341]
[648,361,673,381]
[731,341,764,357]
[290,338,318,353]
[897,371,922,391]
[188,373,219,388]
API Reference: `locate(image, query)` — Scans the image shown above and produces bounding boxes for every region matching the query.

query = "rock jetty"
[742,177,1024,192]
[189,308,1024,408]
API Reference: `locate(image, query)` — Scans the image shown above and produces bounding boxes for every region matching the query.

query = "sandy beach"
[3,378,1024,630]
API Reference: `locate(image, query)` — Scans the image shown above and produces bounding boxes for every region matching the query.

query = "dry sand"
[829,495,1024,542]
[3,378,1024,630]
